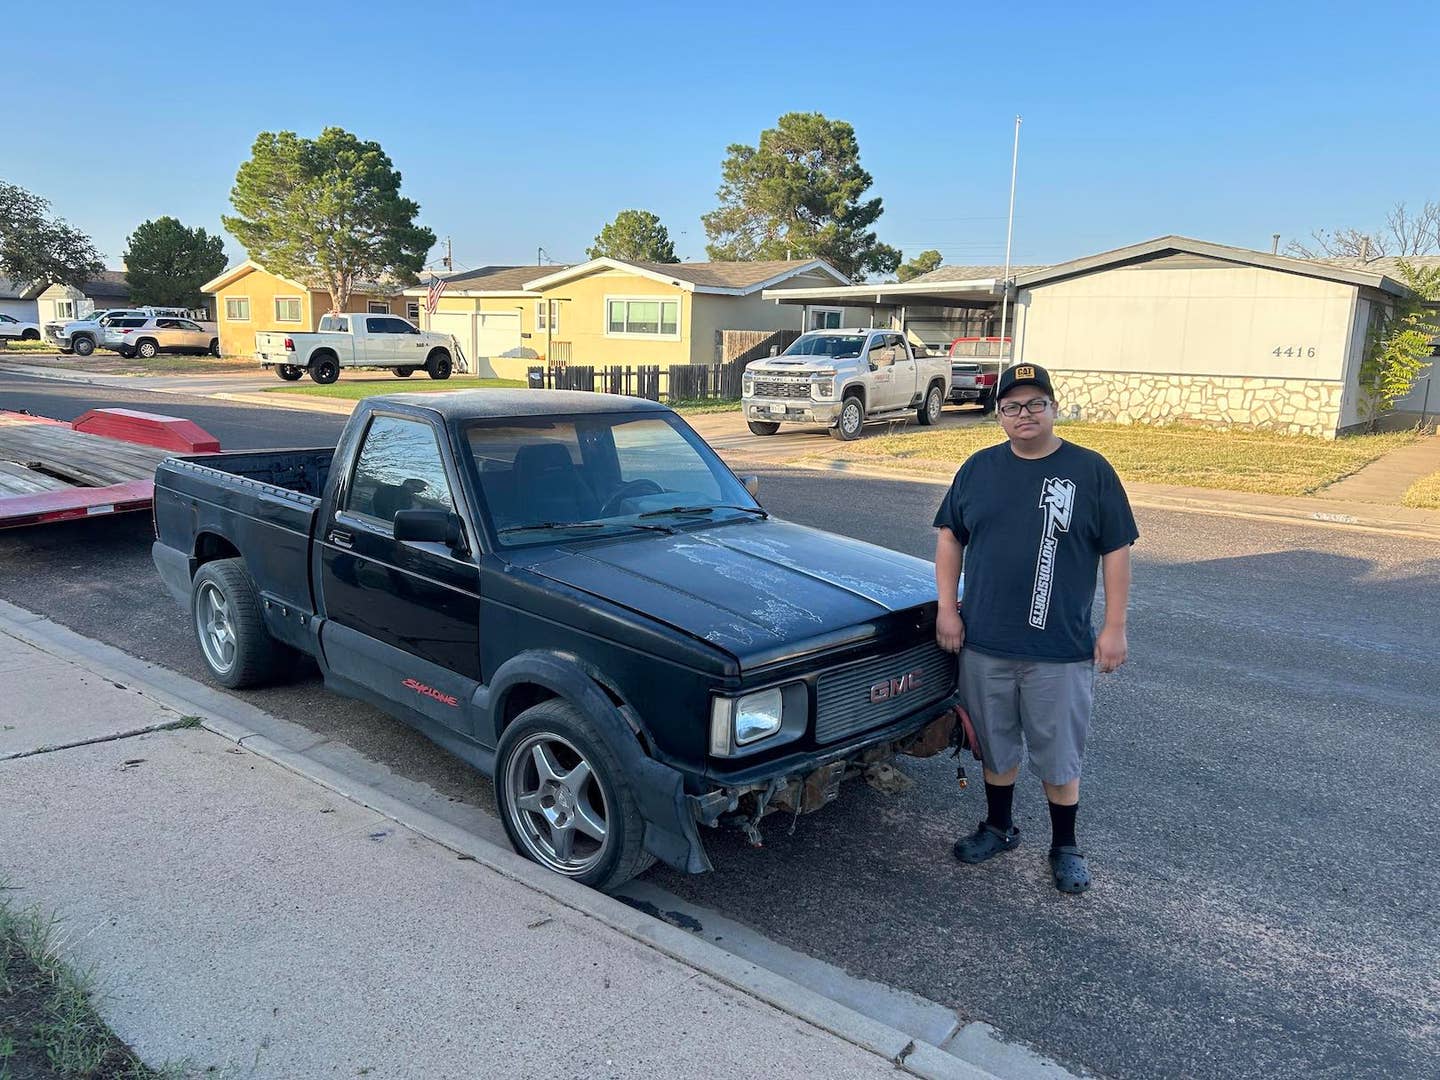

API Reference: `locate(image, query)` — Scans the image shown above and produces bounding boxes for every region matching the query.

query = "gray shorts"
[957,649,1094,785]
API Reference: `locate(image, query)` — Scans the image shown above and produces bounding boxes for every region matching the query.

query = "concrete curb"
[775,457,1440,542]
[0,599,999,1080]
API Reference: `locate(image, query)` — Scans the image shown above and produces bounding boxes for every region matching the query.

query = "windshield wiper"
[638,504,769,519]
[498,520,675,536]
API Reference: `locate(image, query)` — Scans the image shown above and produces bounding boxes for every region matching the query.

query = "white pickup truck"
[741,329,952,440]
[257,313,460,384]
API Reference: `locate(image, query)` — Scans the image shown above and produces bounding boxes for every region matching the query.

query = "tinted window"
[156,319,181,329]
[344,416,455,526]
[114,318,147,328]
[177,319,202,331]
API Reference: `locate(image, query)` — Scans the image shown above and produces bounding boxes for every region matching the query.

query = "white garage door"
[428,311,475,363]
[475,312,521,358]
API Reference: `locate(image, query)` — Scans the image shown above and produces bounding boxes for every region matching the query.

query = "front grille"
[814,641,955,745]
[752,379,810,400]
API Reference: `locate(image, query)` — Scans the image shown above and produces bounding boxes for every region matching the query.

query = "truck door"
[887,334,918,409]
[317,412,482,734]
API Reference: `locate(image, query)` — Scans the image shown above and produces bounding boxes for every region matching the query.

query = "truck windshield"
[464,412,759,544]
[781,334,866,359]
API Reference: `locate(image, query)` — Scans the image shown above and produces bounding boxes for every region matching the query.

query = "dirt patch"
[0,352,255,376]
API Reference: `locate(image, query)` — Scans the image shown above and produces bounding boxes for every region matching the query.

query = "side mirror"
[394,509,464,549]
[769,345,780,357]
[742,475,760,498]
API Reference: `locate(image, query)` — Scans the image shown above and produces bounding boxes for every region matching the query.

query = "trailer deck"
[0,409,219,528]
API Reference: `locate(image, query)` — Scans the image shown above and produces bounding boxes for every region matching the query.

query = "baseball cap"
[997,362,1053,400]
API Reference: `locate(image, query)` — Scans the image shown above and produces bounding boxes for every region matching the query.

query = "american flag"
[425,275,447,314]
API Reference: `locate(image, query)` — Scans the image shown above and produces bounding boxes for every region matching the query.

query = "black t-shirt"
[932,440,1138,662]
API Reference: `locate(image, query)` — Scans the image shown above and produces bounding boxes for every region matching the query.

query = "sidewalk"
[0,611,991,1080]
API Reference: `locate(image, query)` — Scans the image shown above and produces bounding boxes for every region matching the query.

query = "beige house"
[764,236,1435,437]
[36,271,132,325]
[202,261,413,358]
[408,258,869,380]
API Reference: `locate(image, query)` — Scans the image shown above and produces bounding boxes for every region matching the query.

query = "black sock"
[984,781,1015,832]
[1049,801,1078,850]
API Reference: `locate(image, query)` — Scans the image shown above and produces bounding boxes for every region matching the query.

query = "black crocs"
[1049,846,1091,894]
[953,822,1021,864]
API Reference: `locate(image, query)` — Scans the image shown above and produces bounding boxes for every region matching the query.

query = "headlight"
[710,686,788,755]
[742,373,755,393]
[812,377,836,399]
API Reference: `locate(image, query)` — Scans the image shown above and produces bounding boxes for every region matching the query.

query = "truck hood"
[748,358,859,375]
[512,518,935,668]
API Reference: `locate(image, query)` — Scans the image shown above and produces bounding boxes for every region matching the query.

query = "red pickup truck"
[946,336,1008,413]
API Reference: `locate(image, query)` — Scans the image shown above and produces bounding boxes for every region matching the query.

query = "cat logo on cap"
[1015,365,1036,380]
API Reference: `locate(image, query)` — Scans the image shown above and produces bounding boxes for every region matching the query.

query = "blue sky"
[8,0,1440,277]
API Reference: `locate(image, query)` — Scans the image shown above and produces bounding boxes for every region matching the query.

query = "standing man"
[933,363,1137,894]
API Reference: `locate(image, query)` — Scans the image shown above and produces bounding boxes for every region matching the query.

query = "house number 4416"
[1272,345,1316,358]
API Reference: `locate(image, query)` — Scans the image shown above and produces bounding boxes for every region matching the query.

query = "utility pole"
[444,237,453,271]
[996,115,1022,368]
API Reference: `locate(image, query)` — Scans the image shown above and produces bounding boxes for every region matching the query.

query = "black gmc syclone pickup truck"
[152,391,961,889]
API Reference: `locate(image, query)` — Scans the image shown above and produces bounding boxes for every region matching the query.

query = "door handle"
[329,529,354,549]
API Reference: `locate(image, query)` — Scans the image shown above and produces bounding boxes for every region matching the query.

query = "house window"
[225,297,250,321]
[367,300,390,314]
[810,307,843,330]
[606,297,680,338]
[535,300,562,333]
[406,301,420,323]
[55,300,76,320]
[274,297,302,322]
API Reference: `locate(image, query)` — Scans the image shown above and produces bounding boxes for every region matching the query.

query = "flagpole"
[997,115,1021,369]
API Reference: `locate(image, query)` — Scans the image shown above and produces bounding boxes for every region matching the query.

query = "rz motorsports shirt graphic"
[1029,477,1076,629]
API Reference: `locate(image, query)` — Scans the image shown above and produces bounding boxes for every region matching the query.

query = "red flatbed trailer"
[0,408,219,529]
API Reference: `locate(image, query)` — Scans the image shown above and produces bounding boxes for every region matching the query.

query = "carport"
[761,272,1014,354]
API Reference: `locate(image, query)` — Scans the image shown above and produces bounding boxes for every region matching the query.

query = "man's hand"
[1094,624,1127,672]
[937,607,965,653]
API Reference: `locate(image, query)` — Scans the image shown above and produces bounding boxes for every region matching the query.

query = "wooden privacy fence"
[717,328,801,364]
[527,361,743,403]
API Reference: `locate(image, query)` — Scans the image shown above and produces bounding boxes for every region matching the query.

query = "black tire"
[209,339,221,357]
[831,395,865,441]
[425,349,452,380]
[979,393,996,415]
[495,699,653,891]
[20,329,39,341]
[276,365,304,381]
[119,348,135,359]
[73,335,95,357]
[918,384,944,426]
[393,366,415,378]
[190,559,297,689]
[137,339,159,359]
[747,420,781,436]
[309,353,340,384]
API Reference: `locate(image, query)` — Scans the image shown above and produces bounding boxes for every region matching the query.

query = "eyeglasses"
[998,397,1052,418]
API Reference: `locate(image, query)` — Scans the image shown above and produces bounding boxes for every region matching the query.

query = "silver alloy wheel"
[139,341,158,358]
[927,387,943,422]
[504,732,610,875]
[840,399,863,437]
[195,581,236,675]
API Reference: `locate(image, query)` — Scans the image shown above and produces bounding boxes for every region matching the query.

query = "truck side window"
[366,317,390,334]
[345,416,456,527]
[867,337,891,367]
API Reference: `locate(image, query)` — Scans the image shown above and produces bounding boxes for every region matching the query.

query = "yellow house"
[407,258,868,380]
[202,260,416,358]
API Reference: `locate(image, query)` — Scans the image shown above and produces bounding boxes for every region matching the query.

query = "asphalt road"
[2,373,1437,1079]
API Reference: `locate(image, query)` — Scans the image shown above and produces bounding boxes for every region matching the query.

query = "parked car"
[946,337,1007,413]
[0,314,41,341]
[151,391,962,889]
[256,313,458,384]
[46,307,196,356]
[741,329,952,440]
[114,316,221,358]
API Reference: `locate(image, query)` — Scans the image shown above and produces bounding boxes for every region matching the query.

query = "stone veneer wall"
[1050,372,1344,439]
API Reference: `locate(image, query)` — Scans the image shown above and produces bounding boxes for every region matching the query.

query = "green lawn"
[268,377,526,400]
[1401,469,1440,509]
[670,398,741,415]
[824,421,1418,497]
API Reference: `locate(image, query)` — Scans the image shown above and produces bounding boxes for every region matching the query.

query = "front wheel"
[393,366,415,378]
[425,350,452,380]
[20,329,39,341]
[747,420,781,436]
[831,396,865,441]
[309,355,340,384]
[495,699,652,891]
[191,559,296,689]
[918,384,944,426]
[73,336,95,357]
[275,365,304,381]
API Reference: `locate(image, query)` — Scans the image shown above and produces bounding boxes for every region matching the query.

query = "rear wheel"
[495,699,652,891]
[209,339,221,357]
[20,329,39,341]
[393,366,415,378]
[309,355,339,384]
[276,365,304,381]
[73,336,95,357]
[831,395,864,441]
[425,350,452,380]
[747,420,781,436]
[137,339,159,359]
[918,384,944,426]
[190,559,297,689]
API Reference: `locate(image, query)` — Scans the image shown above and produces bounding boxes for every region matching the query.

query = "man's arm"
[1094,545,1131,672]
[935,527,965,653]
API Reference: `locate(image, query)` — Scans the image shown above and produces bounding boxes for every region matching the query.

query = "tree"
[587,210,678,263]
[897,249,943,282]
[0,180,104,288]
[702,112,900,280]
[223,128,435,312]
[1286,200,1440,261]
[123,217,228,308]
[1357,259,1440,427]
